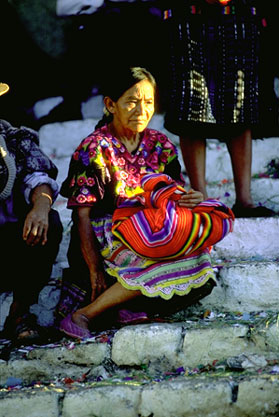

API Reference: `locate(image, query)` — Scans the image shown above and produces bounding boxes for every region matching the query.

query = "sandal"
[232,204,277,218]
[60,314,92,339]
[117,309,149,325]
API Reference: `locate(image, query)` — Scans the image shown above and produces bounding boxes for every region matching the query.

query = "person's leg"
[3,210,63,338]
[226,129,276,217]
[226,128,254,207]
[179,136,208,198]
[71,275,217,330]
[66,222,93,299]
[13,210,63,308]
[71,282,141,330]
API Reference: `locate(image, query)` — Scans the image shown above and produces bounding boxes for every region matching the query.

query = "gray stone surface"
[0,391,61,417]
[235,377,279,417]
[139,377,233,417]
[111,323,182,367]
[207,177,279,212]
[212,217,279,260]
[62,385,141,417]
[201,261,279,312]
[1,315,278,387]
[1,374,279,417]
[0,358,92,386]
[28,342,110,366]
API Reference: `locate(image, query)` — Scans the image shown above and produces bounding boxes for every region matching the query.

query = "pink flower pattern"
[77,176,86,186]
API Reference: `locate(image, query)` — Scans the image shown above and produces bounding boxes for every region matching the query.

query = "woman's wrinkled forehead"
[101,67,156,102]
[120,80,155,101]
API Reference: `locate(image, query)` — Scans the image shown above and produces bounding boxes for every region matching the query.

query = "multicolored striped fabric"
[112,173,234,260]
[91,215,215,300]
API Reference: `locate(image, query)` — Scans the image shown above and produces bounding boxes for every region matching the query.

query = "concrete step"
[206,177,279,213]
[1,311,278,384]
[202,260,279,312]
[1,371,279,417]
[212,217,279,261]
[0,311,278,416]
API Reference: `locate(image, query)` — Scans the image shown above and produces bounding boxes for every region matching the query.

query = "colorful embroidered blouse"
[61,125,184,215]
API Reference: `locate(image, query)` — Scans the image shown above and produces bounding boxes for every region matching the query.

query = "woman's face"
[107,79,155,135]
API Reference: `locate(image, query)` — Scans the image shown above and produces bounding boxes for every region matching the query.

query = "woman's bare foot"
[72,311,89,330]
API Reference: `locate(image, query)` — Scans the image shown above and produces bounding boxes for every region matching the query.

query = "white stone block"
[139,377,232,417]
[202,261,279,312]
[236,377,279,417]
[182,325,259,368]
[28,342,110,366]
[0,392,60,417]
[111,323,182,367]
[213,217,279,260]
[62,386,140,417]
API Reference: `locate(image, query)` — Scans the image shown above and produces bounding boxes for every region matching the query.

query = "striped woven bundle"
[112,173,234,260]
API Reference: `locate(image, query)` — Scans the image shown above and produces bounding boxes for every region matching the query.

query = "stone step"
[206,177,279,213]
[212,217,279,260]
[1,371,279,417]
[1,311,279,417]
[1,311,278,385]
[203,260,279,312]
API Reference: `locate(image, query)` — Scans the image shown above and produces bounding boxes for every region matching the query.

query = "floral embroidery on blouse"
[63,125,179,208]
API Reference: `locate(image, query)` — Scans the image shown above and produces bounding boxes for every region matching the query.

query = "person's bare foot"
[72,311,89,330]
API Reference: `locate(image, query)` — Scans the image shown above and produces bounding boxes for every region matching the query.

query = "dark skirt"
[162,1,279,139]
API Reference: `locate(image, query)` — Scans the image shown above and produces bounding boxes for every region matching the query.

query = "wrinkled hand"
[23,206,49,246]
[90,269,108,302]
[177,189,204,208]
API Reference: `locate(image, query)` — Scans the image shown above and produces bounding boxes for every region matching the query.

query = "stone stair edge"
[1,311,278,384]
[1,372,279,417]
[1,371,278,397]
[1,312,278,417]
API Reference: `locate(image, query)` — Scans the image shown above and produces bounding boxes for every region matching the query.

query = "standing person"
[160,0,279,218]
[0,83,63,343]
[58,67,234,339]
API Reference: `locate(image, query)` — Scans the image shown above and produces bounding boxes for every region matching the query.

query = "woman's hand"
[89,268,107,302]
[23,185,52,246]
[23,205,50,246]
[177,189,204,208]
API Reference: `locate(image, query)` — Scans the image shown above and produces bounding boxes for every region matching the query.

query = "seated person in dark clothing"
[0,82,63,343]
